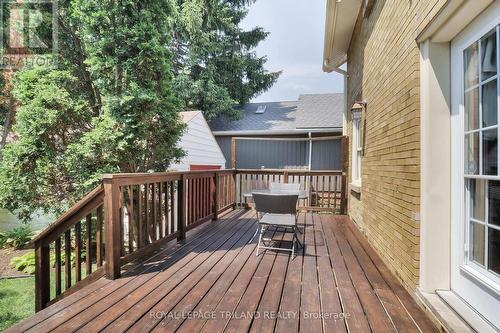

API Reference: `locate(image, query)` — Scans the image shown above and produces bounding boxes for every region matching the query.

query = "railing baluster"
[333,175,338,212]
[170,181,175,234]
[75,221,82,282]
[86,213,92,275]
[164,183,168,236]
[158,182,163,238]
[96,205,103,267]
[198,178,202,220]
[152,183,158,241]
[188,179,192,225]
[178,176,186,241]
[213,173,218,220]
[137,186,143,248]
[145,183,150,244]
[128,186,134,252]
[64,230,71,289]
[204,177,208,217]
[119,187,124,256]
[328,176,332,209]
[55,237,62,296]
[322,175,325,207]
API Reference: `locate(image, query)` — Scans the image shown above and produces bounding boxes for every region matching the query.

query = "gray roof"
[296,93,344,129]
[209,93,343,133]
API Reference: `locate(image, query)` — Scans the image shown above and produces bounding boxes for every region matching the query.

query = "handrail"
[33,168,346,312]
[32,185,105,311]
[235,169,344,175]
[31,185,104,245]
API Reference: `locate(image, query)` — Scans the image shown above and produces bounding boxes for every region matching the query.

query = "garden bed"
[0,248,32,278]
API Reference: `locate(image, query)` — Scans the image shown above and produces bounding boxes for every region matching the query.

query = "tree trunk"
[0,95,15,158]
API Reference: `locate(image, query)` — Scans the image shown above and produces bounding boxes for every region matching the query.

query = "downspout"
[308,132,313,171]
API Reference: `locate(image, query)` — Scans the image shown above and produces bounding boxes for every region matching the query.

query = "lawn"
[0,266,94,331]
[0,277,35,331]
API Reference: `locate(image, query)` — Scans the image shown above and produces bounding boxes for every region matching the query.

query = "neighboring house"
[170,111,226,171]
[209,93,344,170]
[324,0,499,331]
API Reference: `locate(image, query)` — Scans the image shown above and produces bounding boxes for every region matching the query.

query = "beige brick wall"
[345,0,447,291]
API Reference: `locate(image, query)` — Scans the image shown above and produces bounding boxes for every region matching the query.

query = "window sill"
[460,265,500,297]
[349,182,362,194]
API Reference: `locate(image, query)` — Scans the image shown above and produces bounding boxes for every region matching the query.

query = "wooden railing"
[31,168,343,311]
[31,185,105,312]
[235,169,346,214]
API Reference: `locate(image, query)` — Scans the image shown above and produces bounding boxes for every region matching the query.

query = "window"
[463,25,500,280]
[352,109,362,184]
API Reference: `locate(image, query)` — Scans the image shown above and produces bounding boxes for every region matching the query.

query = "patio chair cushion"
[259,213,296,227]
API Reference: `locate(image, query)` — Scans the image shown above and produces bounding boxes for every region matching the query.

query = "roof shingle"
[209,93,343,133]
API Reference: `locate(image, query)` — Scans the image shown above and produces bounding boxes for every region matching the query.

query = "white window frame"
[460,23,500,288]
[351,110,362,185]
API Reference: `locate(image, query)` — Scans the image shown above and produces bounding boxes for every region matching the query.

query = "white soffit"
[417,0,494,43]
[323,0,363,71]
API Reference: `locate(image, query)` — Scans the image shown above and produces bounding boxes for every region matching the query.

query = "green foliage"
[10,249,83,275]
[10,252,36,274]
[0,226,34,249]
[172,0,280,120]
[0,0,277,221]
[0,0,185,221]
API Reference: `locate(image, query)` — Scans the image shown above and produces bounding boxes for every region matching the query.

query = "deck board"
[7,210,438,333]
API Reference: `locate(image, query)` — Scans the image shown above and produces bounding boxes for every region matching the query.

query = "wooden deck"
[7,210,437,333]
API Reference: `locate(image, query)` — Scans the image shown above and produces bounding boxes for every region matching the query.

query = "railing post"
[340,136,349,214]
[104,178,122,280]
[231,138,237,169]
[213,172,219,220]
[232,170,237,209]
[177,175,186,241]
[284,170,289,183]
[34,241,50,312]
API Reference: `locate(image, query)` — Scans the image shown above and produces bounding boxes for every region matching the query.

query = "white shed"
[170,111,226,171]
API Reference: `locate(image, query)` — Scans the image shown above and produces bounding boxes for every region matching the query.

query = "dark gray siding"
[311,139,342,170]
[216,137,233,169]
[216,136,342,170]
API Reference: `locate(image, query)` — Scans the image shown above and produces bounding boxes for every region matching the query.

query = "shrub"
[0,226,34,249]
[10,252,36,274]
[10,250,85,275]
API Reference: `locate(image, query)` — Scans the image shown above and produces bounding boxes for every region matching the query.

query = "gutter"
[212,128,343,136]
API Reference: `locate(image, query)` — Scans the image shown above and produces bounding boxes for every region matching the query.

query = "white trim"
[212,128,342,136]
[417,0,495,43]
[419,40,452,292]
[436,290,498,333]
[323,0,363,70]
[351,113,362,184]
[450,3,500,329]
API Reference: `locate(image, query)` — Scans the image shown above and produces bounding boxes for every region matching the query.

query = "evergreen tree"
[0,0,185,220]
[172,0,280,120]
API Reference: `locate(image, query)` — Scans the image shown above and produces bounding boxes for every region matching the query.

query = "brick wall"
[345,0,447,291]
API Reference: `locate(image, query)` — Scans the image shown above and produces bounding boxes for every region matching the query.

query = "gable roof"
[209,93,343,135]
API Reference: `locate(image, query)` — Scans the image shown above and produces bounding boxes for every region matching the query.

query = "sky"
[242,0,344,103]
